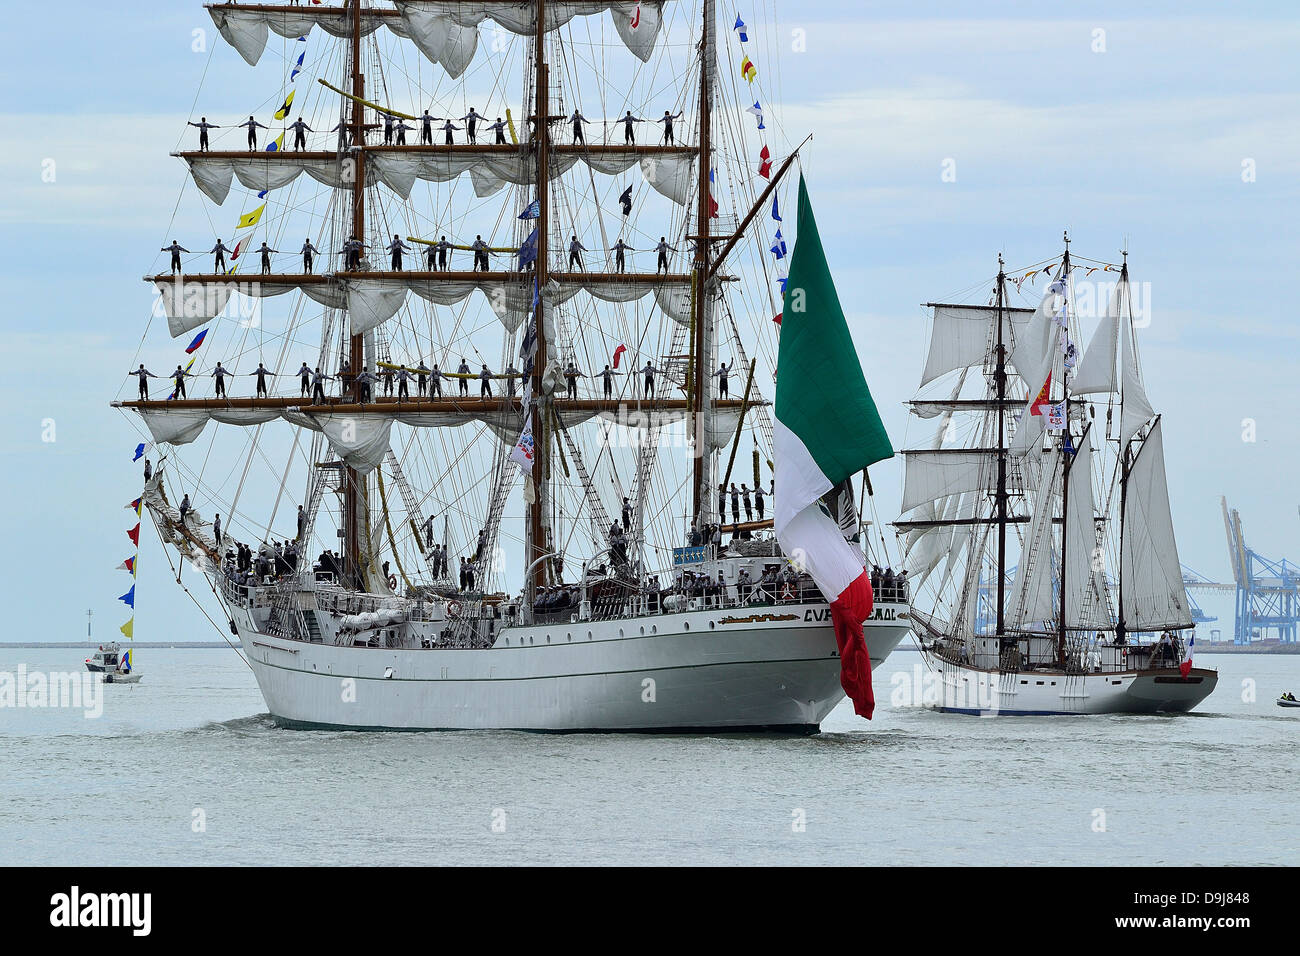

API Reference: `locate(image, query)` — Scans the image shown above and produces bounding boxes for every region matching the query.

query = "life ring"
[387,574,398,590]
[447,600,462,618]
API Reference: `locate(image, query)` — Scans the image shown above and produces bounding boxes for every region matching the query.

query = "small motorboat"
[1277,695,1300,708]
[85,642,142,684]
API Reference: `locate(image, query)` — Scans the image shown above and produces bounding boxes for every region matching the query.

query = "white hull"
[920,651,1217,716]
[237,603,908,732]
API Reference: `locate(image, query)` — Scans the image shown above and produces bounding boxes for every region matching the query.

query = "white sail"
[1008,272,1065,390]
[1118,301,1156,448]
[1071,281,1119,396]
[1008,447,1060,630]
[1121,418,1192,630]
[920,304,1033,387]
[900,449,994,514]
[1064,429,1112,628]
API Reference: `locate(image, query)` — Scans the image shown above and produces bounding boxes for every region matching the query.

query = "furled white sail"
[919,305,1033,387]
[1121,418,1192,630]
[209,2,672,75]
[310,413,393,476]
[1070,281,1119,395]
[154,278,346,337]
[180,156,348,206]
[1008,448,1060,631]
[900,449,994,514]
[137,408,210,447]
[1064,430,1112,629]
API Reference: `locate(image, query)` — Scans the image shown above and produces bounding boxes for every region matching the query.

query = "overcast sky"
[2,1,1296,641]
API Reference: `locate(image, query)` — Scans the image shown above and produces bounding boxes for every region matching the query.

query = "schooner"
[116,0,908,731]
[898,241,1216,715]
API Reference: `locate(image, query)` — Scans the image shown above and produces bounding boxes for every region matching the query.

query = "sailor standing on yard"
[169,365,192,399]
[289,117,312,151]
[620,111,643,144]
[209,238,233,273]
[250,362,276,398]
[386,235,410,271]
[655,237,675,274]
[393,119,412,145]
[563,362,585,399]
[487,117,508,144]
[754,483,765,521]
[462,108,483,143]
[396,366,414,401]
[211,361,233,398]
[438,119,461,144]
[471,235,491,272]
[188,118,219,151]
[258,241,278,275]
[729,483,741,523]
[298,362,311,397]
[741,484,753,521]
[611,238,634,273]
[568,235,587,271]
[301,239,320,273]
[457,359,471,397]
[428,363,443,398]
[354,367,378,404]
[641,360,656,398]
[599,364,621,398]
[435,235,452,271]
[504,363,519,397]
[420,110,435,144]
[130,365,159,400]
[479,364,494,398]
[656,110,683,145]
[417,361,430,396]
[238,116,268,150]
[310,367,331,404]
[713,360,731,398]
[162,240,189,274]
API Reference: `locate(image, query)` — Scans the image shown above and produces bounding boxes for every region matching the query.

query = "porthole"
[587,631,592,640]
[651,625,657,634]
[709,620,715,630]
[619,628,624,637]
[683,621,690,631]
[639,626,645,636]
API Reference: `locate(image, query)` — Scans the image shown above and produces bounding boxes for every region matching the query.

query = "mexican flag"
[774,175,894,719]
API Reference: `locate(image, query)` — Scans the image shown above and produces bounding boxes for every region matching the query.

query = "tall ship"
[898,241,1216,715]
[116,0,907,731]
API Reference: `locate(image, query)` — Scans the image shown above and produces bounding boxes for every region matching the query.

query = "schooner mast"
[344,0,368,590]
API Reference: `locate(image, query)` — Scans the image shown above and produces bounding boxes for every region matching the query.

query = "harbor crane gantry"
[1218,497,1299,644]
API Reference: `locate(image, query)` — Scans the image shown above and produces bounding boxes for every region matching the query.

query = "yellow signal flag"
[274,89,296,121]
[120,617,134,639]
[236,204,266,229]
[741,56,757,82]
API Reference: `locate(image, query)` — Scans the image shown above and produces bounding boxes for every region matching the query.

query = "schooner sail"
[897,245,1215,715]
[115,0,909,731]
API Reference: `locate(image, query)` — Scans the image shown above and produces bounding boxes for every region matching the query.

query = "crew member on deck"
[188,118,219,151]
[656,110,683,145]
[301,239,320,274]
[213,513,222,545]
[568,235,587,271]
[386,234,410,271]
[162,240,189,274]
[258,242,278,275]
[251,362,275,398]
[611,238,634,273]
[238,116,268,150]
[289,116,312,151]
[209,239,233,273]
[130,365,158,400]
[211,361,233,398]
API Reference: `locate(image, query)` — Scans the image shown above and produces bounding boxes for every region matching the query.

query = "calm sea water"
[1,646,1295,866]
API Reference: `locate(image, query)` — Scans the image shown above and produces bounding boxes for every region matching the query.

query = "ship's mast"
[1057,232,1071,666]
[994,256,1008,644]
[690,0,716,529]
[1115,252,1130,645]
[344,0,368,589]
[528,0,551,597]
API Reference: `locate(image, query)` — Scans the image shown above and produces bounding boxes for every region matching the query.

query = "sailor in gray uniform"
[238,115,268,150]
[169,365,192,399]
[301,239,320,273]
[656,110,683,145]
[620,111,643,144]
[423,514,437,551]
[288,116,312,150]
[438,119,461,144]
[130,365,158,400]
[310,367,331,404]
[456,359,471,397]
[754,483,765,521]
[655,237,676,274]
[354,367,378,404]
[569,110,592,144]
[471,235,491,271]
[162,240,189,274]
[188,118,219,151]
[394,119,412,145]
[599,364,621,399]
[395,366,415,401]
[420,110,435,145]
[611,238,634,273]
[461,108,483,143]
[251,362,276,398]
[479,364,494,398]
[209,239,233,273]
[298,362,311,397]
[567,235,587,271]
[435,235,452,271]
[258,242,278,275]
[642,360,656,398]
[211,361,233,398]
[487,118,508,144]
[714,360,731,398]
[504,363,520,396]
[386,234,410,271]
